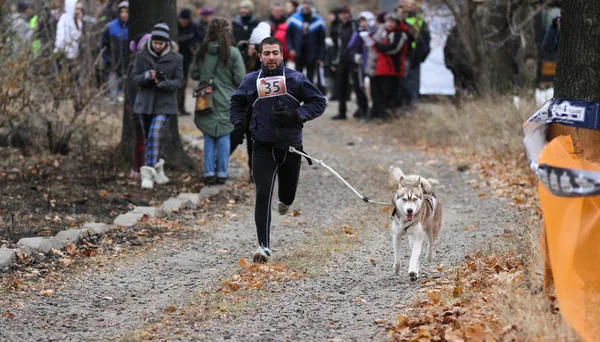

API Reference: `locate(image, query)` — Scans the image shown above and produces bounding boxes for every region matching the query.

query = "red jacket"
[374,22,410,77]
[269,20,290,61]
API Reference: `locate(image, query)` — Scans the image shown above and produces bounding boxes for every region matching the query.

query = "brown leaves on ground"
[219,259,306,295]
[387,251,526,341]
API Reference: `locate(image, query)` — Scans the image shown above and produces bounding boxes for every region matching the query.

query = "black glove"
[551,16,560,29]
[273,109,299,128]
[230,127,245,146]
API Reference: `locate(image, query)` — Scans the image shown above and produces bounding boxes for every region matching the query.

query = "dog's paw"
[409,271,418,282]
[393,263,400,275]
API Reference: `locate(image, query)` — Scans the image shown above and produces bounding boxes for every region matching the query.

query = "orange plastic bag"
[538,136,600,342]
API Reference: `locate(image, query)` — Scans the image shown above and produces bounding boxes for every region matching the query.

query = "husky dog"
[389,167,442,281]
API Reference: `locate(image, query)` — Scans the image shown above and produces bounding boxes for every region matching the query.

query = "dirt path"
[0,102,520,341]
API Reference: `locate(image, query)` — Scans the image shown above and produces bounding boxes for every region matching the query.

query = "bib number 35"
[258,76,287,98]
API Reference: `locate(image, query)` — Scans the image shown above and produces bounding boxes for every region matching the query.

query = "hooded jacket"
[232,14,260,44]
[374,22,410,77]
[55,0,83,60]
[230,63,326,147]
[286,9,326,62]
[131,41,184,115]
[190,42,246,138]
[101,16,129,71]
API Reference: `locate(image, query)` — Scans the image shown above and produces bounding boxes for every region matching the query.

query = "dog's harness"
[288,147,392,206]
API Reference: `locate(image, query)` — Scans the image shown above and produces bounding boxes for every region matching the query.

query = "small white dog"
[389,167,442,281]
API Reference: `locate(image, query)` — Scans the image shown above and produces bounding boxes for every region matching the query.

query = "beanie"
[179,8,192,19]
[249,22,271,45]
[151,22,171,42]
[117,1,129,10]
[239,0,255,12]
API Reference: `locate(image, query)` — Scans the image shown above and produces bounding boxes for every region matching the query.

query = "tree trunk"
[550,0,600,162]
[117,0,196,171]
[544,0,600,295]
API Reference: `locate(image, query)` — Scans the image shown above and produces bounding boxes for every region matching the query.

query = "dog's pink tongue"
[406,214,413,221]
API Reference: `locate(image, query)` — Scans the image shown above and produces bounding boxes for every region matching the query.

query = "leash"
[288,146,393,207]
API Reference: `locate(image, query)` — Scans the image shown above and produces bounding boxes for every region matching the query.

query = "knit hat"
[376,10,388,24]
[385,13,400,24]
[200,7,215,16]
[239,0,255,12]
[117,1,128,10]
[179,8,192,19]
[249,22,271,45]
[130,33,152,53]
[151,22,171,42]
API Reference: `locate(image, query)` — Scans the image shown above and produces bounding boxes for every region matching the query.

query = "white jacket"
[54,0,82,60]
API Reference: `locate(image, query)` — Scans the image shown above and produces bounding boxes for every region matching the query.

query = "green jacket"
[190,42,246,138]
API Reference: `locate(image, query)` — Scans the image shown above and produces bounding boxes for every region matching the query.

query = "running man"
[230,37,326,263]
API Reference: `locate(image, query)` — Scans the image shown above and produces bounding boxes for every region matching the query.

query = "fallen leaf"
[452,286,463,298]
[2,311,15,319]
[369,258,376,264]
[374,319,388,325]
[65,242,79,256]
[343,225,356,236]
[103,296,113,301]
[291,210,301,217]
[99,189,109,197]
[355,297,367,303]
[60,258,74,266]
[40,289,55,297]
[50,248,64,257]
[163,305,177,313]
[238,258,251,270]
[426,289,441,304]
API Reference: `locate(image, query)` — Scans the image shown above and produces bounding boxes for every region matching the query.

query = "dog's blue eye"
[402,198,407,202]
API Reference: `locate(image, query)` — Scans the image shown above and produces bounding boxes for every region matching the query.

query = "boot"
[140,166,157,189]
[154,159,170,185]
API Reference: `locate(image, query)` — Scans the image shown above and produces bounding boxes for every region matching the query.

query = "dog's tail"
[388,166,405,187]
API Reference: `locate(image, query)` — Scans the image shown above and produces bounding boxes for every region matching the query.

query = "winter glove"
[230,127,245,146]
[273,109,300,128]
[551,16,560,29]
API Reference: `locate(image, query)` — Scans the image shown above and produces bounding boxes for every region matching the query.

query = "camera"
[156,71,166,82]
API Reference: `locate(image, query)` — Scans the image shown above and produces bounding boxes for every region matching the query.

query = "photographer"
[130,22,184,189]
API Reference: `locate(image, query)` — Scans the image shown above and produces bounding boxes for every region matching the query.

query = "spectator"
[55,0,84,66]
[99,0,118,24]
[326,7,341,101]
[266,3,289,61]
[11,1,34,58]
[402,0,430,106]
[542,15,560,53]
[30,0,59,58]
[232,0,260,44]
[286,0,326,84]
[190,18,246,186]
[371,14,409,120]
[126,33,152,179]
[284,1,299,17]
[444,25,478,96]
[331,7,369,120]
[131,22,184,189]
[101,0,129,103]
[348,11,376,108]
[196,7,214,41]
[177,8,202,116]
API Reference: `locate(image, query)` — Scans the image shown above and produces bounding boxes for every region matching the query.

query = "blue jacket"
[286,10,326,62]
[101,18,128,72]
[230,63,326,147]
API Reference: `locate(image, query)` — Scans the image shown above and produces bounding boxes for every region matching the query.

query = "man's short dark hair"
[259,37,283,53]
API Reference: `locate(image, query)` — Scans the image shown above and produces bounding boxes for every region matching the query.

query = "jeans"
[203,133,231,178]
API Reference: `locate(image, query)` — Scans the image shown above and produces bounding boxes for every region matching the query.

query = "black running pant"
[252,143,302,249]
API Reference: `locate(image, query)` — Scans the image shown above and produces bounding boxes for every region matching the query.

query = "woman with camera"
[190,17,246,186]
[131,22,184,189]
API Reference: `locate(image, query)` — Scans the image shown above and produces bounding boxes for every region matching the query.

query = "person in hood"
[230,37,326,264]
[130,22,184,190]
[371,13,410,120]
[177,8,202,116]
[54,0,83,62]
[266,3,290,61]
[190,17,246,186]
[286,0,326,84]
[101,1,129,102]
[331,7,369,120]
[232,0,260,44]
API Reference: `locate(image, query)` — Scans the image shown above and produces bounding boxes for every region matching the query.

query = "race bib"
[257,76,287,98]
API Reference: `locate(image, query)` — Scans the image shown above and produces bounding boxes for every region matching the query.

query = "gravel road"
[0,102,521,341]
